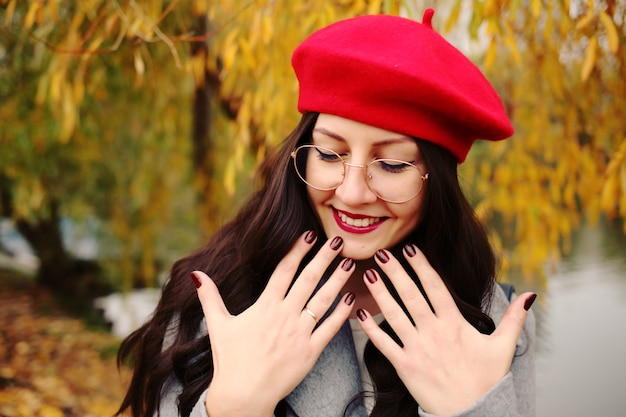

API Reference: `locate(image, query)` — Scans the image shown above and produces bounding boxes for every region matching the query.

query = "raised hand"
[358,245,536,416]
[191,231,356,417]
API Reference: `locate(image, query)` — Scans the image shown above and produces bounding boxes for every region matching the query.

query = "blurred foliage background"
[0,0,624,298]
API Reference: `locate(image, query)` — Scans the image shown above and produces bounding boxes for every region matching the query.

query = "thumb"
[191,270,231,327]
[492,292,537,344]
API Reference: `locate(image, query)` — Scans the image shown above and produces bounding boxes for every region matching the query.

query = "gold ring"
[304,308,319,323]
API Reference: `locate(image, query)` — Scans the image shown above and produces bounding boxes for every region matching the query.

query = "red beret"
[292,9,513,163]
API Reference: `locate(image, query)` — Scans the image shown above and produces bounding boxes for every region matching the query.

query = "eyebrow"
[313,127,414,147]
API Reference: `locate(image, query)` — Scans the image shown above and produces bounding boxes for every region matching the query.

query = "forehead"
[312,114,418,149]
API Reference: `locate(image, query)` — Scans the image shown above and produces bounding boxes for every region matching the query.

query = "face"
[305,114,428,260]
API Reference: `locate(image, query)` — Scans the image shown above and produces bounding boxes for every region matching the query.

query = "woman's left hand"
[358,245,536,416]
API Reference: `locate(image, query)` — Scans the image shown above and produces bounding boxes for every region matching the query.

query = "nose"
[334,163,378,205]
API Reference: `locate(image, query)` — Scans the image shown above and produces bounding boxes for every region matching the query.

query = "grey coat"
[156,285,535,417]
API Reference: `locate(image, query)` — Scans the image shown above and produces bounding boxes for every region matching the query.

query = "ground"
[0,269,131,417]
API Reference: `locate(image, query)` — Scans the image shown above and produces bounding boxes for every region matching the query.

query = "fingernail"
[364,269,377,284]
[341,258,354,271]
[404,243,417,257]
[356,309,367,321]
[190,271,202,288]
[304,230,317,244]
[330,236,343,250]
[524,293,537,311]
[344,292,355,306]
[375,249,389,263]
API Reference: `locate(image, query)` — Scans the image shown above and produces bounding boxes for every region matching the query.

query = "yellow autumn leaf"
[46,0,59,23]
[504,21,523,64]
[193,0,209,16]
[262,13,273,44]
[35,72,50,106]
[86,34,104,53]
[580,35,597,82]
[49,70,64,104]
[59,82,76,143]
[221,28,240,73]
[366,0,383,15]
[575,4,595,31]
[73,60,87,105]
[445,0,463,32]
[4,0,17,26]
[599,10,620,54]
[104,13,119,36]
[134,48,145,75]
[24,1,41,30]
[531,0,542,18]
[485,37,497,72]
[385,0,400,16]
[224,158,236,196]
[600,172,617,211]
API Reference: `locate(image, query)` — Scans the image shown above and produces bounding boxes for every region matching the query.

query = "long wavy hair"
[116,112,496,417]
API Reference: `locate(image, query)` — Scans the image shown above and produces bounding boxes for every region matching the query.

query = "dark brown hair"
[116,112,496,417]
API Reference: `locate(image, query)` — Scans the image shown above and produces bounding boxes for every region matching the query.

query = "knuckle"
[316,291,334,307]
[298,270,318,285]
[401,286,423,304]
[383,307,404,323]
[276,257,299,274]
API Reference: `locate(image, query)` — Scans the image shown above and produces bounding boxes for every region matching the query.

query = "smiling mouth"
[334,209,384,228]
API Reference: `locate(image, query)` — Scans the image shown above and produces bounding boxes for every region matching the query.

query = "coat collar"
[285,320,368,417]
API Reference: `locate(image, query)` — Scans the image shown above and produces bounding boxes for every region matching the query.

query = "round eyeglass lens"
[292,145,344,191]
[366,159,424,203]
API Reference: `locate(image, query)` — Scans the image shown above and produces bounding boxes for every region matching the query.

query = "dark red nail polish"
[330,236,343,250]
[524,293,537,311]
[341,258,354,271]
[304,230,317,244]
[344,292,355,306]
[190,271,202,288]
[404,243,417,257]
[375,249,389,263]
[356,309,367,321]
[364,269,377,284]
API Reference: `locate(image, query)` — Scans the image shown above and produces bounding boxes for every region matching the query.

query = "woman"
[117,9,535,417]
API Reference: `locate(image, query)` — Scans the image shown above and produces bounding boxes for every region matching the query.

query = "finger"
[263,230,318,300]
[363,268,416,341]
[191,270,231,330]
[403,245,459,318]
[374,249,433,325]
[302,257,355,329]
[283,236,343,311]
[310,292,355,350]
[355,308,404,364]
[492,292,537,348]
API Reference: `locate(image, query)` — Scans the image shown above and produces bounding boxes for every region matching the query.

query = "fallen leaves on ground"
[0,270,131,417]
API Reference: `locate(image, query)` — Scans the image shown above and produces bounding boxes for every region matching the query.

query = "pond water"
[508,224,626,416]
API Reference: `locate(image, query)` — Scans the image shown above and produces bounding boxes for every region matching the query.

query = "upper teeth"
[338,212,380,227]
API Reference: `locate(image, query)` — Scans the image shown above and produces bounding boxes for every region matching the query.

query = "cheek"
[393,197,424,229]
[306,188,331,216]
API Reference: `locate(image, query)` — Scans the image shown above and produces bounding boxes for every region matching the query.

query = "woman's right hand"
[191,231,356,417]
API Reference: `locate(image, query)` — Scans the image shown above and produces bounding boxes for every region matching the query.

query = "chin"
[339,242,378,261]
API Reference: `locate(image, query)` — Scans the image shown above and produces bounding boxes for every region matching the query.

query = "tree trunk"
[191,14,221,236]
[15,200,72,288]
[15,199,106,300]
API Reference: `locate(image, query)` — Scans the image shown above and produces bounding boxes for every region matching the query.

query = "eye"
[376,159,413,173]
[314,146,342,162]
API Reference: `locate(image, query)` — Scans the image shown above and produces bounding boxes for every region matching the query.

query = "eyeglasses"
[290,145,429,203]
